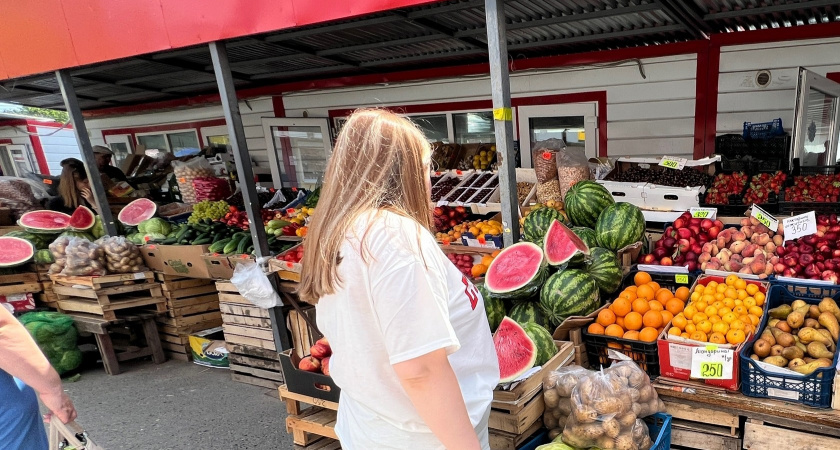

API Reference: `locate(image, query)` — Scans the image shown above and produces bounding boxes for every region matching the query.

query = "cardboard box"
[203,253,235,280]
[0,293,35,313]
[160,244,213,279]
[189,326,229,368]
[139,245,167,272]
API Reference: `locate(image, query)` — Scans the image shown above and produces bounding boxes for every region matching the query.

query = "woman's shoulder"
[352,210,436,257]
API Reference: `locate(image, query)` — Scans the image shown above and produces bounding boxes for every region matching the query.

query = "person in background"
[298,109,499,450]
[92,145,128,183]
[47,158,98,214]
[0,305,77,449]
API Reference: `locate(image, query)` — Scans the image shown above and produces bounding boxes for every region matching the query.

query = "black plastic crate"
[779,165,840,215]
[739,282,840,408]
[699,191,751,216]
[748,135,790,160]
[279,349,341,403]
[716,134,749,159]
[743,118,784,140]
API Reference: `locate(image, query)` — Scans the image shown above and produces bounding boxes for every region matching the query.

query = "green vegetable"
[139,218,172,236]
[20,312,82,375]
[209,238,232,253]
[237,235,253,254]
[223,236,243,254]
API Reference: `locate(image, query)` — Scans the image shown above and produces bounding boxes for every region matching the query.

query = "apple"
[299,356,321,373]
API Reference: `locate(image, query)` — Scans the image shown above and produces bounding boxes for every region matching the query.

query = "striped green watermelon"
[523,207,561,245]
[485,242,548,300]
[595,202,645,252]
[571,227,598,249]
[479,283,505,332]
[509,301,548,328]
[539,269,599,328]
[521,322,558,365]
[565,180,615,228]
[60,230,95,241]
[586,248,622,294]
[544,219,589,266]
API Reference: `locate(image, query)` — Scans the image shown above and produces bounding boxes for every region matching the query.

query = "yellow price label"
[700,362,724,378]
[693,210,709,218]
[662,160,679,168]
[675,274,689,284]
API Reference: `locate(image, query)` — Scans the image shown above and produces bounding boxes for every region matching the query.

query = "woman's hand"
[79,186,95,204]
[39,387,77,424]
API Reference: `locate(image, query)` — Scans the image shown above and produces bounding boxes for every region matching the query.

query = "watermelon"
[509,301,548,328]
[118,198,157,226]
[586,248,623,294]
[90,216,106,239]
[18,210,71,233]
[0,236,35,267]
[68,206,95,230]
[485,242,548,300]
[4,231,54,250]
[521,322,558,366]
[479,283,505,332]
[523,207,561,245]
[539,269,599,328]
[60,230,95,241]
[544,219,589,266]
[571,227,598,249]
[595,202,645,252]
[565,180,615,228]
[34,249,54,264]
[493,317,537,383]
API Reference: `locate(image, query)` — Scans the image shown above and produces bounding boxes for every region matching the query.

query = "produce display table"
[278,385,340,449]
[68,311,165,375]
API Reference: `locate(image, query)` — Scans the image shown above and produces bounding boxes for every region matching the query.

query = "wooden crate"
[51,272,166,320]
[742,418,840,450]
[488,421,543,450]
[289,306,318,359]
[663,399,741,450]
[279,385,339,448]
[154,274,222,361]
[0,272,41,296]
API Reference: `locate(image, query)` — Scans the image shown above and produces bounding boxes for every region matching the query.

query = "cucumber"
[223,236,243,254]
[237,236,253,254]
[161,237,178,245]
[245,244,254,254]
[209,238,232,253]
[193,237,212,245]
[175,226,190,240]
[193,231,210,242]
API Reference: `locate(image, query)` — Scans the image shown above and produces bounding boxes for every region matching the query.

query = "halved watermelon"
[0,236,35,267]
[485,242,547,300]
[118,198,157,226]
[544,219,590,266]
[18,210,71,233]
[494,317,537,383]
[68,206,95,231]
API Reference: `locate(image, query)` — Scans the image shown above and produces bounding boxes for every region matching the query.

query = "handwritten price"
[700,362,724,378]
[693,210,709,218]
[755,212,772,228]
[786,221,809,235]
[661,160,679,169]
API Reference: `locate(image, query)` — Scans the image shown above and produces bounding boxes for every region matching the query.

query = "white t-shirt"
[315,210,500,450]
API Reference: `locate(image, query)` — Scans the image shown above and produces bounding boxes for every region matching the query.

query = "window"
[454,111,495,144]
[136,130,200,156]
[412,114,449,143]
[331,109,499,144]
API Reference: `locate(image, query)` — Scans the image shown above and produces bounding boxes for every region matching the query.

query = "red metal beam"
[26,124,51,175]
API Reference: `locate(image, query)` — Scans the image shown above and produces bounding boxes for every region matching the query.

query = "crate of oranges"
[657,273,770,391]
[583,268,696,377]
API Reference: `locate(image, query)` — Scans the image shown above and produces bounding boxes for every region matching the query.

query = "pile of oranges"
[470,251,500,278]
[587,271,688,343]
[667,274,764,345]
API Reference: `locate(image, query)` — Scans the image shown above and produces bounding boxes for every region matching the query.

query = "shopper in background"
[299,109,499,450]
[47,158,98,214]
[0,305,77,449]
[92,145,128,183]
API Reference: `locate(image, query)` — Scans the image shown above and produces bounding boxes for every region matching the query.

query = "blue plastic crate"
[646,413,673,450]
[743,118,784,139]
[739,281,840,408]
[518,429,549,450]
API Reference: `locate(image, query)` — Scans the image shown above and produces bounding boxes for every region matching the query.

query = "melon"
[60,230,95,241]
[539,269,600,328]
[118,198,157,226]
[595,202,645,252]
[90,216,106,239]
[485,242,548,300]
[544,219,590,266]
[18,210,71,233]
[479,283,505,332]
[571,227,599,249]
[494,317,537,383]
[0,236,35,267]
[521,322,558,366]
[34,249,55,264]
[4,231,53,250]
[586,248,623,294]
[68,206,95,231]
[509,301,548,329]
[523,207,561,245]
[565,180,615,229]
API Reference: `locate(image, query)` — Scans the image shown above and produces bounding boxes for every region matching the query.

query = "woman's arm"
[393,348,481,450]
[0,307,77,423]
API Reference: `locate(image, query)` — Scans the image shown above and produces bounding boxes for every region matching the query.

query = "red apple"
[310,343,332,359]
[299,356,321,373]
[700,219,714,231]
[321,356,331,376]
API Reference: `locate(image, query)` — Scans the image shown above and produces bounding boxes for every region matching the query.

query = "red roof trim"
[0,118,71,128]
[710,21,840,47]
[26,124,51,174]
[100,118,227,137]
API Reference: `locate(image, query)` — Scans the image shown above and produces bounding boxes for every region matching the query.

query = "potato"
[603,418,621,438]
[574,405,597,423]
[543,414,559,429]
[596,436,616,449]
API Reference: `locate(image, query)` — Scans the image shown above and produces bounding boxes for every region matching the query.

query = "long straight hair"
[57,159,86,210]
[298,109,433,304]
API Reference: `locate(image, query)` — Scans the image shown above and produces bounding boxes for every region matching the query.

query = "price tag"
[783,211,817,243]
[455,170,463,176]
[690,207,717,220]
[286,208,296,215]
[659,156,687,170]
[542,151,552,161]
[675,274,689,284]
[291,187,298,192]
[44,179,53,185]
[133,272,146,280]
[751,204,779,232]
[690,345,734,379]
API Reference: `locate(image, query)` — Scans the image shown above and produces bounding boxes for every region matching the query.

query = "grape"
[188,200,229,223]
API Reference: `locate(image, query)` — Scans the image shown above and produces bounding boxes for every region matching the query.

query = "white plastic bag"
[230,257,281,308]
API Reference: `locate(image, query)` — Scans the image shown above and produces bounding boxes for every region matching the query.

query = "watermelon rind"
[509,300,548,329]
[485,242,548,300]
[68,206,95,231]
[479,283,505,332]
[494,317,537,383]
[4,231,54,250]
[60,230,95,241]
[544,219,590,267]
[595,202,645,252]
[523,208,561,245]
[118,198,157,226]
[539,269,600,328]
[34,249,55,264]
[521,322,558,366]
[586,247,623,294]
[0,236,35,267]
[565,180,615,229]
[571,227,599,250]
[18,210,71,234]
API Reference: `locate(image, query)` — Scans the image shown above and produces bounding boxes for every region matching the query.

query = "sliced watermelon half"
[485,242,547,300]
[494,317,537,383]
[543,219,590,266]
[18,210,71,233]
[68,206,96,231]
[0,236,35,267]
[117,198,157,226]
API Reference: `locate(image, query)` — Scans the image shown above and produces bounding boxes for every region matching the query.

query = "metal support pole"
[209,41,291,352]
[56,70,118,236]
[485,0,520,246]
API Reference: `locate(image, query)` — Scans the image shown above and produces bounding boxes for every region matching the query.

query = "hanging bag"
[48,417,104,450]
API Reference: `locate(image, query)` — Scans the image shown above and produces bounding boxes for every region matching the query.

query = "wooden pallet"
[52,273,166,320]
[155,276,222,362]
[279,386,339,447]
[51,272,155,288]
[289,306,318,359]
[663,399,741,450]
[742,418,840,450]
[488,421,543,450]
[294,439,341,450]
[0,272,41,296]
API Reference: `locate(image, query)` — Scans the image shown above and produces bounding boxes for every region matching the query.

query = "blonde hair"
[298,109,432,304]
[57,159,86,210]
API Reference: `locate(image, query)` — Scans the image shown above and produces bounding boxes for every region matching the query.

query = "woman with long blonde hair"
[47,158,98,214]
[299,109,498,450]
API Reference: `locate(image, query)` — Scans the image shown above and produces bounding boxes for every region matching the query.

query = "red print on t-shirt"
[462,276,479,310]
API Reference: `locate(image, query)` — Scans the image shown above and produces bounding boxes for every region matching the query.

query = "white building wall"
[35,125,80,175]
[0,125,33,146]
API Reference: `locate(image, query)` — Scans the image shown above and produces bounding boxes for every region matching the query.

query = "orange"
[632,298,651,315]
[755,291,766,306]
[709,332,727,344]
[648,281,661,292]
[734,299,743,307]
[683,304,697,320]
[471,264,487,278]
[716,284,728,294]
[624,312,643,331]
[619,291,638,302]
[672,314,688,330]
[660,310,674,325]
[737,289,749,300]
[701,294,716,305]
[725,274,739,286]
[639,327,659,342]
[611,298,632,317]
[615,317,625,329]
[608,342,623,350]
[692,312,709,324]
[623,330,640,340]
[685,323,697,334]
[665,298,685,315]
[625,285,638,292]
[709,315,722,324]
[730,319,746,331]
[748,306,763,317]
[481,255,495,267]
[706,281,719,290]
[712,301,725,310]
[744,297,757,309]
[733,305,748,316]
[491,250,501,258]
[744,324,755,335]
[690,331,708,342]
[714,292,727,302]
[681,332,691,339]
[648,301,664,312]
[643,310,664,328]
[722,312,737,324]
[694,300,709,312]
[723,298,736,309]
[690,292,702,303]
[669,327,682,336]
[636,285,655,301]
[675,286,691,302]
[605,324,624,337]
[712,321,730,335]
[587,323,605,335]
[695,285,706,295]
[734,278,747,290]
[697,320,713,334]
[704,305,719,318]
[656,289,673,305]
[597,309,617,327]
[746,284,759,296]
[634,271,652,286]
[724,288,738,299]
[726,329,746,345]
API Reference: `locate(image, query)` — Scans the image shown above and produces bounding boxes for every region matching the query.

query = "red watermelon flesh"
[68,206,95,230]
[544,219,590,266]
[18,210,71,232]
[0,236,35,267]
[494,317,537,383]
[485,242,545,294]
[117,198,157,226]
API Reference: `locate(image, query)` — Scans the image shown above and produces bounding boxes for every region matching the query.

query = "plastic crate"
[620,266,697,293]
[716,134,749,159]
[699,191,750,217]
[778,165,840,215]
[749,135,790,160]
[646,413,673,450]
[743,118,784,140]
[739,281,840,408]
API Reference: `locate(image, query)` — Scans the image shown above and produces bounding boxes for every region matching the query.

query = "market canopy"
[0,0,838,113]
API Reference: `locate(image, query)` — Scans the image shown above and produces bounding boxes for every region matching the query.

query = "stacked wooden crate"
[50,272,166,320]
[30,264,58,308]
[0,272,41,312]
[154,274,222,361]
[279,385,340,449]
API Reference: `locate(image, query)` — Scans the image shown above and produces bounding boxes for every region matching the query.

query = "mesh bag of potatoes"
[543,366,592,441]
[559,361,665,450]
[60,237,108,277]
[48,236,72,274]
[97,236,147,274]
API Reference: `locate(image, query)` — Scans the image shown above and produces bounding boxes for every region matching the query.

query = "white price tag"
[751,204,779,233]
[133,272,146,280]
[783,211,817,243]
[690,345,734,379]
[690,207,717,220]
[659,156,687,170]
[464,238,498,249]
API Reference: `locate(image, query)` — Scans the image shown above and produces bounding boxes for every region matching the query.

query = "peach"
[773,235,784,246]
[740,218,751,227]
[730,241,746,255]
[299,356,322,373]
